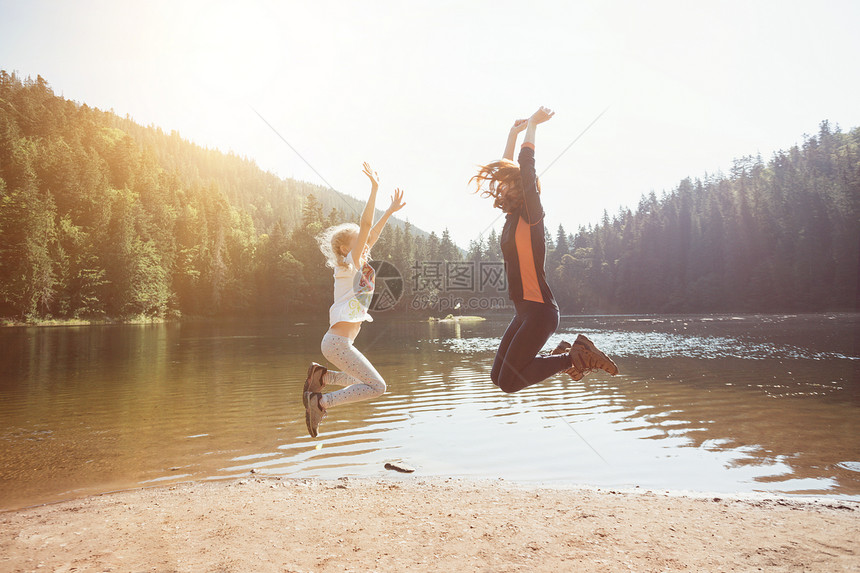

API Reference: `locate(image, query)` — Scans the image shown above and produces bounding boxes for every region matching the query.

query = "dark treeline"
[465,120,859,314]
[0,71,447,320]
[558,121,860,313]
[2,72,857,321]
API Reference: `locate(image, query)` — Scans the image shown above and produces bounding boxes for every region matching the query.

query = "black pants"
[491,300,571,393]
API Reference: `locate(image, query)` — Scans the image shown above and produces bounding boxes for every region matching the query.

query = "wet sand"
[1,477,858,572]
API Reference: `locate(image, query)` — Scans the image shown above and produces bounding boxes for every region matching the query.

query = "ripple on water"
[837,462,860,473]
[2,314,858,508]
[439,329,859,361]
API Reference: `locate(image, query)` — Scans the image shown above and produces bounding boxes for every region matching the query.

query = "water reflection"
[0,314,858,509]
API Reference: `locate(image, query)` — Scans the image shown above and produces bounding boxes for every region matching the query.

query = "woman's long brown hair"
[470,159,539,214]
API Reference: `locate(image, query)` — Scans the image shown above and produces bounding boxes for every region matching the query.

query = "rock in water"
[384,461,415,473]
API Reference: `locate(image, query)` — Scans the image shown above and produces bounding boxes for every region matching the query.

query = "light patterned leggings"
[319,332,387,409]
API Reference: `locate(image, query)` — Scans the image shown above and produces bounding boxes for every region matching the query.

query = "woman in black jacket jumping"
[471,106,619,393]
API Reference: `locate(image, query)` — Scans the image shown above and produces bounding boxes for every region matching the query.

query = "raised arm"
[523,106,554,149]
[519,106,555,224]
[503,119,528,161]
[351,162,380,266]
[367,188,406,248]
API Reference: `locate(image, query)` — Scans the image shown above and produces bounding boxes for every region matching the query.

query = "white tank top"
[328,249,375,326]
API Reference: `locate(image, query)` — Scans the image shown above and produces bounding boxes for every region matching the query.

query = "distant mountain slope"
[5,71,853,320]
[0,71,434,320]
[103,103,423,238]
[551,121,860,312]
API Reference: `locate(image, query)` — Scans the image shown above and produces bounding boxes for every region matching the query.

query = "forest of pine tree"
[1,71,857,322]
[0,72,446,320]
[458,121,858,314]
[549,120,859,313]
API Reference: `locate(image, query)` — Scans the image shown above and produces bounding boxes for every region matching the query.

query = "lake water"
[1,313,858,510]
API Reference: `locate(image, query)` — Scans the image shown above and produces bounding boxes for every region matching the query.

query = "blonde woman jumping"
[303,162,405,437]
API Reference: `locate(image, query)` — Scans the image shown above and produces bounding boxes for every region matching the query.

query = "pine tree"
[439,228,460,261]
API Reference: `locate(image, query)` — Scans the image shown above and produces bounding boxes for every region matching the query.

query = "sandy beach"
[1,477,858,572]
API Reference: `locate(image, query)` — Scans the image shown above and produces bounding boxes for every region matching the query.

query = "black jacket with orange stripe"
[499,144,558,309]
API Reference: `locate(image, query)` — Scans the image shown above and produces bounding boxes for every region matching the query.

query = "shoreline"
[4,310,857,328]
[4,475,859,515]
[0,316,170,328]
[0,313,439,328]
[1,477,857,572]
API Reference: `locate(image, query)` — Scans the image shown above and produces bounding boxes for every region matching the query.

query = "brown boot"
[304,392,327,438]
[569,334,619,376]
[550,340,585,381]
[303,362,327,409]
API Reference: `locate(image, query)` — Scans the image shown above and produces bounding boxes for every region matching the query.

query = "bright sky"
[2,0,859,246]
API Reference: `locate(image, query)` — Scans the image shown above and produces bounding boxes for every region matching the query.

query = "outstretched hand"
[387,188,406,213]
[511,119,528,133]
[362,162,379,190]
[529,106,555,124]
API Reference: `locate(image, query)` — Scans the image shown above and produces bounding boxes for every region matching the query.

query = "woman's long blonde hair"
[317,223,360,269]
[470,159,539,214]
